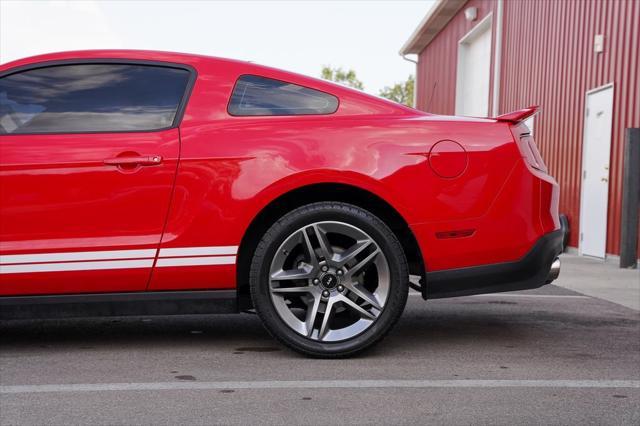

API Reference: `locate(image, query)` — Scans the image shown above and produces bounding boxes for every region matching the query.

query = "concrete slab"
[555,253,640,310]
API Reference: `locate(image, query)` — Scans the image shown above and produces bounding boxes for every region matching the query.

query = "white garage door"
[456,15,492,117]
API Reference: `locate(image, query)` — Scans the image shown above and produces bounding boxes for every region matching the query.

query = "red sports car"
[0,50,562,357]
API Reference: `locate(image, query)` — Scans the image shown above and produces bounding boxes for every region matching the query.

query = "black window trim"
[226,74,340,117]
[0,58,198,135]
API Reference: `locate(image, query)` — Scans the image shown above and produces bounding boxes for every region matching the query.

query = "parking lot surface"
[1,284,639,425]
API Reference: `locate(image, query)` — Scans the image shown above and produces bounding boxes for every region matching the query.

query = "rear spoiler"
[495,105,539,123]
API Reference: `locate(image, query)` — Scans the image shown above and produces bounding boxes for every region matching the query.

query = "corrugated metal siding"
[416,0,640,255]
[500,0,640,255]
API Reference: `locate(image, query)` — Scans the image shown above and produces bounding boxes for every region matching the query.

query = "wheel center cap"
[320,273,339,289]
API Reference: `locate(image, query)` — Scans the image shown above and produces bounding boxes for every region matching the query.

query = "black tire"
[249,202,409,358]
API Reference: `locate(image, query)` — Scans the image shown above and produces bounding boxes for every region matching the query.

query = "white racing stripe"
[159,246,238,257]
[0,259,154,274]
[0,246,238,274]
[0,249,156,265]
[1,379,638,394]
[156,256,236,267]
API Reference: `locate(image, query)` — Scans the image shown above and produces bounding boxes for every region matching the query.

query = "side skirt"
[0,290,238,320]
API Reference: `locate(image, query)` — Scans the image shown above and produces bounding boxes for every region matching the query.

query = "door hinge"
[583,170,587,179]
[580,232,584,241]
[586,108,589,117]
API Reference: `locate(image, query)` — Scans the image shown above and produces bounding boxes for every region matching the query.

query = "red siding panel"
[415,0,640,256]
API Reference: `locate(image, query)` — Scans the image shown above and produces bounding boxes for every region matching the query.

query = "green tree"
[320,66,364,90]
[378,74,415,107]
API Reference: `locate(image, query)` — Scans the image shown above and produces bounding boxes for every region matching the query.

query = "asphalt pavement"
[1,283,639,425]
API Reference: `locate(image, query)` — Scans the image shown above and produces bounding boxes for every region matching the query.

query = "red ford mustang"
[0,50,562,357]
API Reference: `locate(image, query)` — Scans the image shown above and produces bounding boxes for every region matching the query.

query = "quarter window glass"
[0,64,191,134]
[228,75,338,116]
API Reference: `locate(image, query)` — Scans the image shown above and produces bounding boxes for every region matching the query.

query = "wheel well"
[236,183,425,309]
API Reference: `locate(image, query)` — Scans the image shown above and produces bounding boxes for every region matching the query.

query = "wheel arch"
[236,182,425,309]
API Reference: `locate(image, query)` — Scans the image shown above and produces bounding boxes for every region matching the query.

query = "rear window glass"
[228,75,338,116]
[0,63,191,134]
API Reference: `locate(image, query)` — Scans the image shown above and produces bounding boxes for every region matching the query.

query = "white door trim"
[579,82,614,258]
[584,82,614,97]
[458,12,493,48]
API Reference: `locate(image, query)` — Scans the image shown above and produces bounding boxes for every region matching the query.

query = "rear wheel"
[249,202,409,357]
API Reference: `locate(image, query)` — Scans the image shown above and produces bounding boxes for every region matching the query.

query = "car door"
[0,61,194,295]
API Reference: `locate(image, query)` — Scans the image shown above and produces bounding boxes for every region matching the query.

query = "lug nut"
[321,265,329,272]
[313,278,320,285]
[337,285,344,292]
[322,290,330,298]
[336,269,344,276]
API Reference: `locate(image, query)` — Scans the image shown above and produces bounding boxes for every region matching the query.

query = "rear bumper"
[425,229,564,299]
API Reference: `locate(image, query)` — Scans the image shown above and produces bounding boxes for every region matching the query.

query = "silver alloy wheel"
[268,221,390,342]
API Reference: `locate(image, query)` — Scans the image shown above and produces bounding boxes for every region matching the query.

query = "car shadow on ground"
[2,297,637,359]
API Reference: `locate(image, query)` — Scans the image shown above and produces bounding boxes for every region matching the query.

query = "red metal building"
[401,0,639,259]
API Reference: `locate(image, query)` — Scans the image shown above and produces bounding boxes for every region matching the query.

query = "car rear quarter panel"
[151,56,524,288]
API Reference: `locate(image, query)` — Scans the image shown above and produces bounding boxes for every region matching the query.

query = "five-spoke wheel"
[269,221,390,342]
[250,202,408,357]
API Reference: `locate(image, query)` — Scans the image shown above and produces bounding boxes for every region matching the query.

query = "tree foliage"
[320,66,415,108]
[320,66,364,90]
[378,74,414,107]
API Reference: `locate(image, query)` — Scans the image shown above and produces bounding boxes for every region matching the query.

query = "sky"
[0,0,434,95]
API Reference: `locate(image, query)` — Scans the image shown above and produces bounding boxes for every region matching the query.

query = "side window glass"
[0,64,191,134]
[228,75,338,116]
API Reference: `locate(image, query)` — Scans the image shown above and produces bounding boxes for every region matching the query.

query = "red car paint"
[0,50,560,296]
